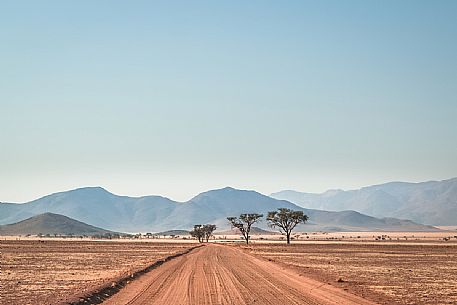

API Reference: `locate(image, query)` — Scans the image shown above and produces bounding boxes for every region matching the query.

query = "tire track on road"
[102,244,377,305]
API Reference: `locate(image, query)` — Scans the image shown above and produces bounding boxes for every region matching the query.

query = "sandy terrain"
[0,240,194,305]
[214,230,457,243]
[2,237,457,305]
[243,242,457,305]
[103,244,375,305]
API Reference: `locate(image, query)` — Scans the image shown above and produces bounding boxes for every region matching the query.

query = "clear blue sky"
[1,1,456,202]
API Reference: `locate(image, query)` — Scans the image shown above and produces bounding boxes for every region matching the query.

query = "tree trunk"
[286,232,291,244]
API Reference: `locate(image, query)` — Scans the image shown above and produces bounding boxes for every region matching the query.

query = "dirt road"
[102,244,376,305]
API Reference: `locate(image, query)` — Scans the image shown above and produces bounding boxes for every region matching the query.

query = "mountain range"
[0,186,439,233]
[271,177,457,226]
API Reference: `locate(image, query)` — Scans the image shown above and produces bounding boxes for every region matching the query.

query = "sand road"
[102,244,376,305]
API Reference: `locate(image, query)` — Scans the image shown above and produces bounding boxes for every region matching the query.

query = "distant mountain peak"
[36,212,64,218]
[206,186,242,194]
[0,212,114,236]
[190,186,257,201]
[221,186,236,191]
[69,186,111,194]
[34,186,114,200]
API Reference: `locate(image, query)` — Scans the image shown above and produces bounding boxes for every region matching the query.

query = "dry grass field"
[241,241,457,305]
[0,240,194,305]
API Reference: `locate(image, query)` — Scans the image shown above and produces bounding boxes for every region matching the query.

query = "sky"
[1,1,456,203]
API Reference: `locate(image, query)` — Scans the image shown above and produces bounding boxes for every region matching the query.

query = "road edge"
[64,245,204,305]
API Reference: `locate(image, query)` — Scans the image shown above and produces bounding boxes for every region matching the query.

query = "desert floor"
[243,241,457,305]
[102,243,374,305]
[0,240,193,305]
[1,235,457,305]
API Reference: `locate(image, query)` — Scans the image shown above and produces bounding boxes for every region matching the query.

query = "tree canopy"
[190,224,216,243]
[266,208,308,244]
[203,224,216,242]
[227,213,263,244]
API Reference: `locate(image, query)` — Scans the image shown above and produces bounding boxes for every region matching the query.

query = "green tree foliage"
[227,213,263,245]
[266,208,309,244]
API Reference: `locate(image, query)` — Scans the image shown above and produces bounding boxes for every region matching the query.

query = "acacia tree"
[203,224,216,242]
[190,225,205,242]
[190,224,216,242]
[266,208,309,244]
[227,213,263,245]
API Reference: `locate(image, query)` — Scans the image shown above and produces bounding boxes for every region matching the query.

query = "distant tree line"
[34,232,129,239]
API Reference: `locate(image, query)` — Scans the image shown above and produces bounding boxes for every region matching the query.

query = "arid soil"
[242,242,457,305]
[103,244,375,305]
[0,240,193,305]
[215,230,457,242]
[2,239,456,305]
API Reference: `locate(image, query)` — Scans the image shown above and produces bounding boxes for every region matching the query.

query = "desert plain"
[1,232,457,305]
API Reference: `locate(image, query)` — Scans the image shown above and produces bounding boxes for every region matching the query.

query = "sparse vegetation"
[266,208,309,244]
[248,242,457,305]
[203,224,216,242]
[1,240,193,304]
[227,213,263,244]
[190,224,217,243]
[190,225,205,242]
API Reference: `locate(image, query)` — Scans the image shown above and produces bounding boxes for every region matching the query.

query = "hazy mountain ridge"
[271,178,457,225]
[0,186,438,232]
